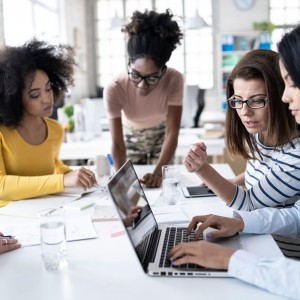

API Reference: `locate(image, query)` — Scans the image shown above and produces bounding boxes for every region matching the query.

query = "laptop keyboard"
[159,227,203,268]
[136,234,150,261]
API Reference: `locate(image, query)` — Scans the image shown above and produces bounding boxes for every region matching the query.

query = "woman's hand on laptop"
[169,240,236,270]
[188,214,245,240]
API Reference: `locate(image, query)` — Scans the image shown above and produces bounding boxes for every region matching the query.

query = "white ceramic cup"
[39,208,68,271]
[87,155,110,177]
[161,165,181,205]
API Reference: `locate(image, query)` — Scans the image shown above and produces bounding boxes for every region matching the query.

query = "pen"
[0,235,14,238]
[107,154,115,176]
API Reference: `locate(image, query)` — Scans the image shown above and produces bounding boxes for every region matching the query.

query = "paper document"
[64,198,96,211]
[151,205,190,224]
[0,216,98,246]
[57,185,107,197]
[92,205,119,222]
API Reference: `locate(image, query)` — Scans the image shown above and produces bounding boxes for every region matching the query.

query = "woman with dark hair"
[169,26,300,298]
[104,9,184,188]
[183,49,300,258]
[184,49,300,211]
[0,39,97,207]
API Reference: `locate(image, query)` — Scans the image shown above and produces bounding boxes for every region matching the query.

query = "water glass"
[39,208,68,271]
[162,165,181,205]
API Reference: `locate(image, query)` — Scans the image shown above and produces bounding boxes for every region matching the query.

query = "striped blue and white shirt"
[229,134,300,211]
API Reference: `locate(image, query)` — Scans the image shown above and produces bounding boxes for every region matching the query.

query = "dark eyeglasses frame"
[227,97,268,109]
[127,66,166,85]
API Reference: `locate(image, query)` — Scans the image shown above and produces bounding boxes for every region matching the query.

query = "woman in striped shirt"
[184,49,300,258]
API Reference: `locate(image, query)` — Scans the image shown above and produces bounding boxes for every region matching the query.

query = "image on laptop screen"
[108,161,158,252]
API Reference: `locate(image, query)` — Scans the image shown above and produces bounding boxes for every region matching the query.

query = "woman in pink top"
[104,9,184,188]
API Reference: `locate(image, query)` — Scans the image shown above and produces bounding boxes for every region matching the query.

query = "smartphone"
[181,186,216,198]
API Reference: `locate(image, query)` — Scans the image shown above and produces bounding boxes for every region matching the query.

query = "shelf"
[222,50,249,56]
[218,31,269,111]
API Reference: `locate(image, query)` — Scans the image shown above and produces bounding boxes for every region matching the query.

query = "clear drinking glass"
[39,208,68,271]
[161,165,181,205]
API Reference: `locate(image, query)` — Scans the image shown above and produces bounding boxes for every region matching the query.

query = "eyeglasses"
[127,68,165,85]
[227,97,268,109]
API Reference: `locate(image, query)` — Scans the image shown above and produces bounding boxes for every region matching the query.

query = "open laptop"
[107,160,242,277]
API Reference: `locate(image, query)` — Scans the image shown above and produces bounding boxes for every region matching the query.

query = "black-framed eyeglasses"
[127,67,166,85]
[227,97,268,109]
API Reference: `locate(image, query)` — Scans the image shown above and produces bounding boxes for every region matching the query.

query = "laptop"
[107,160,242,277]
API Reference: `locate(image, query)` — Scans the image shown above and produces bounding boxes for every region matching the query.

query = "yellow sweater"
[0,118,71,207]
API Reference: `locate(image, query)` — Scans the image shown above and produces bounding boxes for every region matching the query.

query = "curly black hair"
[0,39,76,127]
[122,9,183,68]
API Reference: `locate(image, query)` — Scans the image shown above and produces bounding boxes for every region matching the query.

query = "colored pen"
[107,154,115,176]
[0,235,14,238]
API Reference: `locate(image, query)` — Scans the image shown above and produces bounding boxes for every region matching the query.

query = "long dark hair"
[278,25,300,89]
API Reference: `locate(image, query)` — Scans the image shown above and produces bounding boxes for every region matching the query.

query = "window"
[95,0,213,88]
[3,0,63,46]
[270,0,300,50]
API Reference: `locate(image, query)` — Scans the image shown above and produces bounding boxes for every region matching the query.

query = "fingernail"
[171,260,176,266]
[206,232,212,238]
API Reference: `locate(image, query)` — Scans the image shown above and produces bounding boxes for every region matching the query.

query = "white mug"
[87,155,110,177]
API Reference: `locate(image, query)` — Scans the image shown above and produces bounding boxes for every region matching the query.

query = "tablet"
[181,186,216,198]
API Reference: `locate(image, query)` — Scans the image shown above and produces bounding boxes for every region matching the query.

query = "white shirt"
[228,250,300,299]
[227,201,300,298]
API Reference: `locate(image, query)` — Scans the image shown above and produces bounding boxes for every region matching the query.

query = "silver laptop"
[107,160,241,277]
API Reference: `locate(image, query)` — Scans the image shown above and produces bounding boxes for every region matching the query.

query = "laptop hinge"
[143,229,161,268]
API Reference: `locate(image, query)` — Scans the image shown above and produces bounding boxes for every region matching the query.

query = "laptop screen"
[107,161,158,249]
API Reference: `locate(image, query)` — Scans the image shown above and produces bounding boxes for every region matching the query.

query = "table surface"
[0,164,284,300]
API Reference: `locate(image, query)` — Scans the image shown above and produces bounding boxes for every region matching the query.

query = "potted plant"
[253,21,275,33]
[63,104,75,142]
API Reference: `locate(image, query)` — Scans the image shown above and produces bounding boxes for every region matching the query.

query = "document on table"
[151,205,190,224]
[56,185,107,197]
[0,216,98,246]
[0,195,78,219]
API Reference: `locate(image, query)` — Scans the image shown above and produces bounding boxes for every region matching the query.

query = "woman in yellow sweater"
[0,39,97,207]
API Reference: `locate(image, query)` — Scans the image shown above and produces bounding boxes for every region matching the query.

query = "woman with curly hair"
[0,39,97,207]
[104,9,184,188]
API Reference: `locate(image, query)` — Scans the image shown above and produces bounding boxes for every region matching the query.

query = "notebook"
[107,160,242,277]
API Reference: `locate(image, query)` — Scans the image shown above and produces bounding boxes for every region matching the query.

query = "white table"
[59,129,225,163]
[0,165,284,300]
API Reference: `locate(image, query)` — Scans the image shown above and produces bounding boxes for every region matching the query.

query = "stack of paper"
[151,205,190,224]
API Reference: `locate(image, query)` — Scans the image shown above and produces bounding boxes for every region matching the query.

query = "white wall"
[64,0,96,104]
[0,0,4,47]
[215,0,269,32]
[204,0,269,112]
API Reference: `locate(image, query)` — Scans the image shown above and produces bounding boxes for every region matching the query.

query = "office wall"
[204,0,269,112]
[64,0,92,103]
[215,0,269,32]
[0,0,4,47]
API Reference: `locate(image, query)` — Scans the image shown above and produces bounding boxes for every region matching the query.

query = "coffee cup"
[87,155,110,177]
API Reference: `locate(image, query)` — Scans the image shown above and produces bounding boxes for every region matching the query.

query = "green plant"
[63,104,75,133]
[253,21,275,33]
[63,104,74,118]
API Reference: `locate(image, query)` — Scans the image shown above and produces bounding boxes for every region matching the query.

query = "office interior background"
[0,0,298,125]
